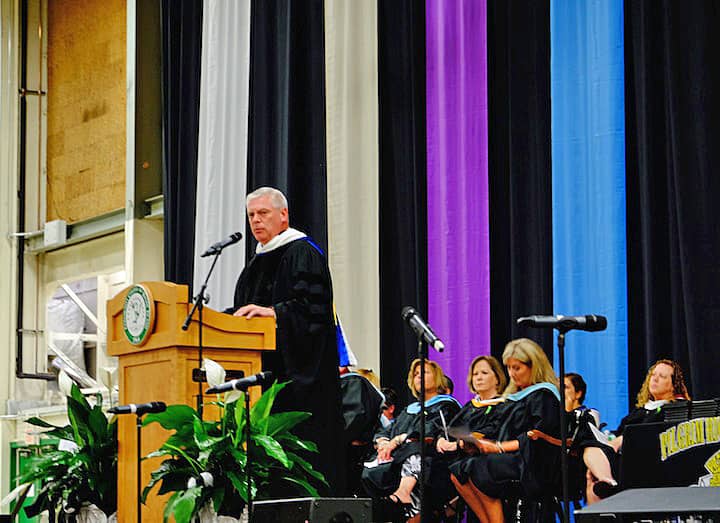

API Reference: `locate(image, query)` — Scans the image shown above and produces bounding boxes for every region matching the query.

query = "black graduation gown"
[615,405,666,437]
[449,385,562,500]
[340,372,385,496]
[571,404,670,484]
[230,237,344,495]
[361,395,461,497]
[429,398,505,510]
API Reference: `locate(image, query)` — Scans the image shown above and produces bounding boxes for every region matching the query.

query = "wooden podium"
[107,281,275,522]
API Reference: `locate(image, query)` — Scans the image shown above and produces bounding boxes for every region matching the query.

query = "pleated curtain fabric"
[551,0,629,428]
[425,0,490,405]
[193,0,251,310]
[377,0,428,405]
[487,0,554,361]
[160,0,203,293]
[624,0,720,402]
[324,0,381,374]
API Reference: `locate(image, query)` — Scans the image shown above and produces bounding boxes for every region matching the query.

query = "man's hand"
[233,304,276,319]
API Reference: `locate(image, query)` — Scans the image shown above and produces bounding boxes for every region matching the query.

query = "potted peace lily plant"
[141,359,327,523]
[3,372,118,522]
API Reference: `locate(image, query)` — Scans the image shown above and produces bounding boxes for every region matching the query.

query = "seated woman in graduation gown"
[362,359,461,520]
[574,359,691,502]
[449,338,561,523]
[431,356,508,513]
[563,372,603,502]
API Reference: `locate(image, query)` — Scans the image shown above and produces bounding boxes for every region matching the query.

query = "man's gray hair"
[246,187,288,210]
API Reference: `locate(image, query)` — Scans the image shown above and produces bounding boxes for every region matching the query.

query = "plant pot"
[196,503,248,523]
[75,504,116,523]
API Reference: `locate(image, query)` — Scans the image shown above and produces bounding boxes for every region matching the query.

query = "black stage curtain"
[246,0,328,258]
[377,0,428,406]
[160,0,202,292]
[625,1,720,402]
[487,0,554,361]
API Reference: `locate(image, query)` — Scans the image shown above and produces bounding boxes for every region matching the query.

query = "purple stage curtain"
[426,0,489,404]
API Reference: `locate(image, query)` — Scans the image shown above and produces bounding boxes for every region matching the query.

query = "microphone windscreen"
[587,315,608,332]
[401,306,415,320]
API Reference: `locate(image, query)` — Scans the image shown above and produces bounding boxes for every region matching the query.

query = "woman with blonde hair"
[362,359,461,521]
[448,339,562,523]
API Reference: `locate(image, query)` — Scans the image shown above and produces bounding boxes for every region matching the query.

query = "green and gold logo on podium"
[122,284,155,346]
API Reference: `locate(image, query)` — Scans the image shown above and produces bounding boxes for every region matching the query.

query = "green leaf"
[250,381,289,433]
[266,411,311,436]
[281,475,320,497]
[66,396,90,445]
[276,433,319,453]
[233,396,247,441]
[144,405,198,431]
[286,451,328,485]
[69,382,91,410]
[212,488,225,513]
[169,487,202,523]
[24,417,63,429]
[227,470,248,503]
[88,405,111,441]
[253,434,290,468]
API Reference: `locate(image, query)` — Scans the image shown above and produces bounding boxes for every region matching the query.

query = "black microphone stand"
[417,338,428,523]
[136,413,144,523]
[182,250,222,418]
[244,390,253,521]
[556,329,570,523]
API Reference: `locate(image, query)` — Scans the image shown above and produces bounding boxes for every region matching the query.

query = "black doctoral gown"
[449,384,561,500]
[230,236,344,495]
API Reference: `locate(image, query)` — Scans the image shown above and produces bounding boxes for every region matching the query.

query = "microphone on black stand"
[109,401,167,523]
[108,402,167,415]
[205,371,273,394]
[401,306,446,522]
[200,232,243,257]
[517,314,607,332]
[517,313,608,523]
[206,371,273,520]
[401,306,445,352]
[183,231,243,417]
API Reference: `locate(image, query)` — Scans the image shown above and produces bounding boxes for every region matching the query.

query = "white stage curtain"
[193,0,251,311]
[325,0,380,374]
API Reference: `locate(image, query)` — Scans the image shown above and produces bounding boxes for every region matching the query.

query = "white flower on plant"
[203,358,242,404]
[203,358,225,388]
[0,482,31,506]
[187,471,214,489]
[58,370,74,397]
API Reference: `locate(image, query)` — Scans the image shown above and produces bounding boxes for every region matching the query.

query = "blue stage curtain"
[550,0,628,430]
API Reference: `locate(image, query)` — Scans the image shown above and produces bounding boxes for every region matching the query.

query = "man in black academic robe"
[229,187,345,495]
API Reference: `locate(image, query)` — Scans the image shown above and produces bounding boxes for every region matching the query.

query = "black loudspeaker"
[575,487,720,522]
[253,497,372,522]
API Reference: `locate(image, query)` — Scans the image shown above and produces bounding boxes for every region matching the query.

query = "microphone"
[205,371,274,394]
[516,315,608,332]
[401,306,445,352]
[108,401,167,416]
[200,232,243,257]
